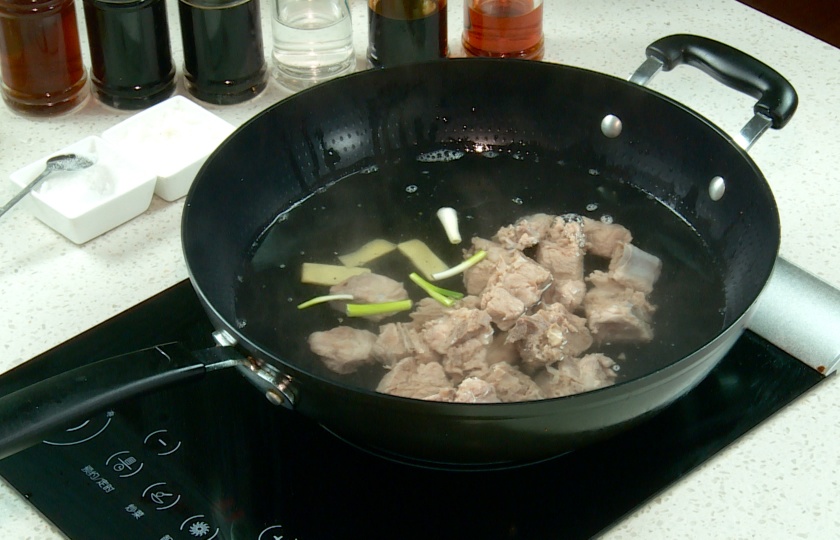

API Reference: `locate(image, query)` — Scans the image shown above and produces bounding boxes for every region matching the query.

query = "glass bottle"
[83,0,175,110]
[367,0,447,68]
[0,0,88,115]
[463,0,544,60]
[178,0,268,105]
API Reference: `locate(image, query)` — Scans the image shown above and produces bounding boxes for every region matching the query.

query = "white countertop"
[2,0,839,538]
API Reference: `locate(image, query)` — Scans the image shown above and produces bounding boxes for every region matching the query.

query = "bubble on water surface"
[586,203,598,212]
[416,149,465,163]
[405,184,418,193]
[600,214,614,224]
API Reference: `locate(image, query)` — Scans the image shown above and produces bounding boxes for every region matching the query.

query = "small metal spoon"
[0,154,95,220]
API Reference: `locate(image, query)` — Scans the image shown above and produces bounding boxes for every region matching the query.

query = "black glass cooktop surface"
[0,280,824,540]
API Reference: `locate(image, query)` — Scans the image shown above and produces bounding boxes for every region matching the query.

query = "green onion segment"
[409,272,464,307]
[345,299,413,317]
[297,294,354,310]
[431,249,487,281]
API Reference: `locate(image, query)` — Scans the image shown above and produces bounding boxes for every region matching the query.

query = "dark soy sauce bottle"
[83,0,175,110]
[178,0,267,105]
[367,0,448,67]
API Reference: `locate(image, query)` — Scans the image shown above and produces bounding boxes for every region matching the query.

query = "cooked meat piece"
[457,295,482,310]
[441,337,491,384]
[506,302,593,373]
[408,297,452,327]
[481,287,525,332]
[544,279,587,312]
[479,253,553,330]
[608,242,662,294]
[493,213,555,250]
[582,216,632,258]
[454,377,501,403]
[584,270,655,343]
[462,237,513,295]
[423,387,457,402]
[535,215,585,283]
[330,272,409,320]
[376,358,453,400]
[421,307,494,355]
[479,362,544,402]
[308,326,377,374]
[372,322,439,368]
[486,332,519,366]
[535,353,618,398]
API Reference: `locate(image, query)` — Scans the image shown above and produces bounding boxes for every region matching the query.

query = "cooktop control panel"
[1,377,299,540]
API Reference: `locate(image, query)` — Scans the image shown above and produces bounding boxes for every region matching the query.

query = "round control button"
[180,514,219,539]
[143,429,182,456]
[258,525,286,540]
[105,450,144,478]
[43,410,114,447]
[142,482,182,511]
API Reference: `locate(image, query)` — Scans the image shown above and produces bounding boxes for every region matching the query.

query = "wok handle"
[0,343,242,461]
[640,34,798,130]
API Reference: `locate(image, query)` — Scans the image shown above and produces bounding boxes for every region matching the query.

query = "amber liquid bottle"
[0,0,88,115]
[463,0,544,60]
[368,0,448,68]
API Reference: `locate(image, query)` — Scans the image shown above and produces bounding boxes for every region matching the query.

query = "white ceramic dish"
[9,136,157,244]
[101,95,236,201]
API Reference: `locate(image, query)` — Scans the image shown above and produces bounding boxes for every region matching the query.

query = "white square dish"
[9,136,158,244]
[101,95,236,201]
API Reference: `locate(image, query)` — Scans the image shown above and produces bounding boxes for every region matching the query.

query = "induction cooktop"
[0,278,826,540]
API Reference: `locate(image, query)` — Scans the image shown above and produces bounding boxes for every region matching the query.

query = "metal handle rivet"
[600,114,623,138]
[709,176,726,201]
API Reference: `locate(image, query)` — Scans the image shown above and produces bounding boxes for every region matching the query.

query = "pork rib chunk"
[479,253,552,330]
[372,322,439,368]
[493,213,555,251]
[535,353,618,398]
[583,271,656,343]
[506,302,593,373]
[582,216,632,258]
[330,272,409,321]
[308,326,377,374]
[376,358,453,400]
[534,215,586,283]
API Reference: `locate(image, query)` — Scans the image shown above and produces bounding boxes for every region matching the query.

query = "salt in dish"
[101,95,236,201]
[8,136,157,244]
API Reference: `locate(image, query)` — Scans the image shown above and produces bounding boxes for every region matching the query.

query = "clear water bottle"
[271,0,355,90]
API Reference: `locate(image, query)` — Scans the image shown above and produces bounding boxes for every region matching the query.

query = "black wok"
[0,35,797,467]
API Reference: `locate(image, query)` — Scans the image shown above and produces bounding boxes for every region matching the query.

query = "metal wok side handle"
[0,343,243,461]
[630,34,799,149]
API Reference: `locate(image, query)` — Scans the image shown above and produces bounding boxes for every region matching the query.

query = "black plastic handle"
[0,343,214,460]
[646,34,798,128]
